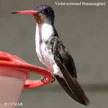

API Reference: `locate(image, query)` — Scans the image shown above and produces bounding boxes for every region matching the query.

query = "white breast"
[41,23,54,41]
[35,23,55,70]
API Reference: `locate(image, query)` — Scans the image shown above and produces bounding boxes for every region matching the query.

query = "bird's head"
[12,5,55,24]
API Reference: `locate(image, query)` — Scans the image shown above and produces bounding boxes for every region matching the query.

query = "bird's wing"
[49,36,77,78]
[49,37,89,105]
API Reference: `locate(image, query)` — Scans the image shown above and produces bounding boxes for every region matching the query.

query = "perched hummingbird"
[12,5,89,105]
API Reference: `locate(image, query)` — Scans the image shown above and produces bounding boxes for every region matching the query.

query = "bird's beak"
[11,10,39,15]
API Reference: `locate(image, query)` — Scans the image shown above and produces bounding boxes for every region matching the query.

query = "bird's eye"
[44,9,49,14]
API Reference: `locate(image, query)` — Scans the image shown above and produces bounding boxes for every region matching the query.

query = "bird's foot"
[51,77,55,83]
[51,72,56,83]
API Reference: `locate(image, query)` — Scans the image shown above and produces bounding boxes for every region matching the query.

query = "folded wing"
[50,36,89,105]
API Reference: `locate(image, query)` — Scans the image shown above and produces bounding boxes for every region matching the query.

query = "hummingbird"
[12,5,89,105]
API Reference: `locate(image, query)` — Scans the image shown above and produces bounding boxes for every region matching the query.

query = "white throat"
[35,23,54,45]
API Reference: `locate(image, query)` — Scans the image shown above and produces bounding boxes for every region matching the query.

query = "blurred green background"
[0,0,108,108]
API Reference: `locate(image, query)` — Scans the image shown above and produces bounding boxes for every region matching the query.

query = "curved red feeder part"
[0,51,54,90]
[0,51,53,108]
[0,51,54,108]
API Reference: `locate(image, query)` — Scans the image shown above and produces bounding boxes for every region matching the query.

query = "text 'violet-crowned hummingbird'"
[12,5,89,105]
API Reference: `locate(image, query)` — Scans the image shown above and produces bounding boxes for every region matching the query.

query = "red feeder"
[0,51,54,108]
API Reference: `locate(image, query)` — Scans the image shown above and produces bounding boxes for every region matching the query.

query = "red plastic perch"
[0,51,54,90]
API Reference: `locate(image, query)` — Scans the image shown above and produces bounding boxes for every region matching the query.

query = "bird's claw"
[51,77,55,83]
[51,72,56,83]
